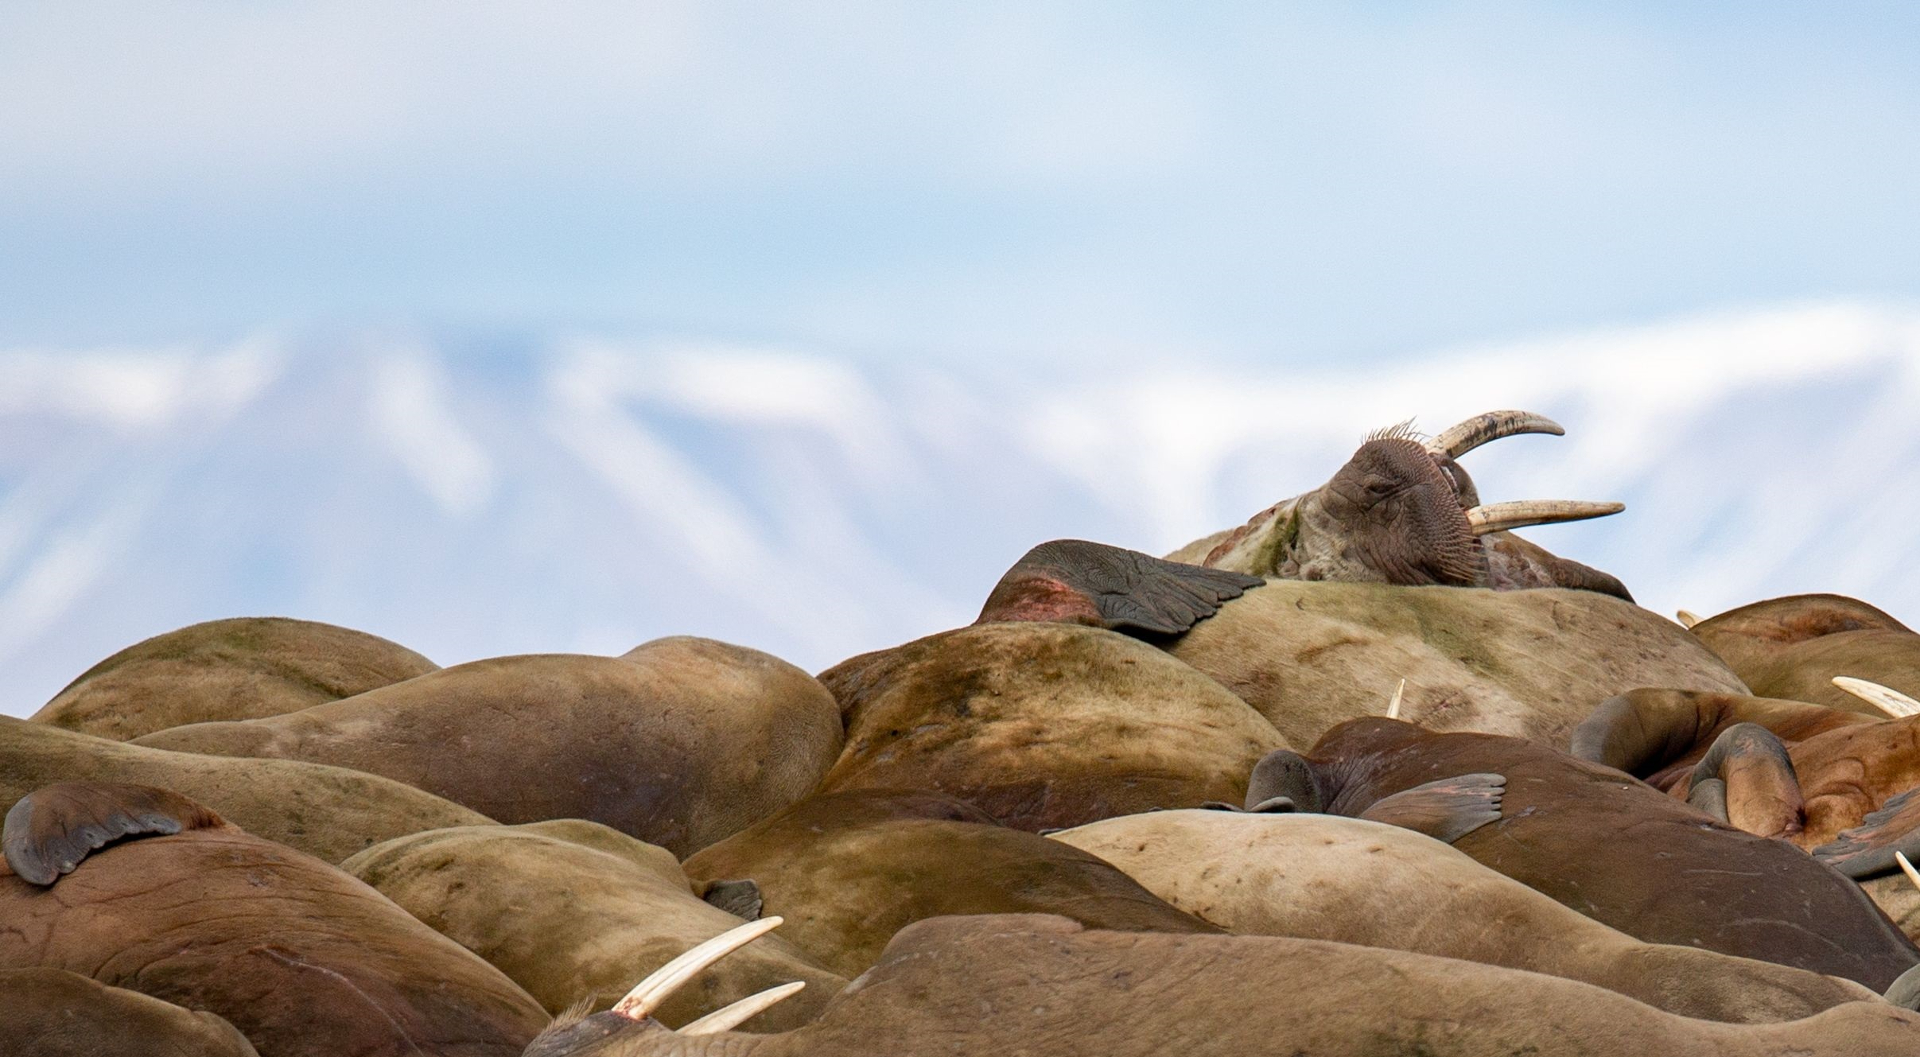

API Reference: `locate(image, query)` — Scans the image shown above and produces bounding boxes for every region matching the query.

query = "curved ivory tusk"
[613,916,786,1020]
[1675,610,1702,629]
[1832,677,1920,720]
[1899,852,1920,895]
[1466,500,1625,536]
[681,981,807,1035]
[1386,678,1406,720]
[1427,411,1565,459]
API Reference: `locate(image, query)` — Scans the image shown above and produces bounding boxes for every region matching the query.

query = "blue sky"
[3,2,1918,365]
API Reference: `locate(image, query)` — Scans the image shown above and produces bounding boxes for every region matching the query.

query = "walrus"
[1687,594,1920,714]
[679,790,1220,977]
[32,616,438,741]
[135,636,842,856]
[0,967,260,1057]
[1572,686,1920,879]
[525,914,1920,1057]
[0,716,492,863]
[1166,410,1630,597]
[1052,809,1881,1023]
[814,623,1286,830]
[1246,717,1920,989]
[340,820,846,1030]
[1163,579,1747,748]
[0,781,548,1057]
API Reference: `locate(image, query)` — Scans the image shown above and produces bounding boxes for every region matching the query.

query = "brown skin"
[1690,595,1920,715]
[340,821,845,1030]
[33,616,438,741]
[815,623,1286,831]
[1575,689,1920,866]
[135,638,843,857]
[1164,579,1746,749]
[527,914,1920,1057]
[679,791,1220,978]
[1280,718,1920,990]
[0,968,260,1057]
[1053,810,1882,1024]
[0,716,491,864]
[1169,432,1629,598]
[0,783,547,1057]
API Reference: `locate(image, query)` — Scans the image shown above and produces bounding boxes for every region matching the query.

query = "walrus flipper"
[1358,773,1506,844]
[1689,722,1804,840]
[1812,786,1920,880]
[977,540,1264,637]
[702,878,764,921]
[2,782,223,886]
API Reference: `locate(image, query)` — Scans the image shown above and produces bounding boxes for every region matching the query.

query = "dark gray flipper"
[976,539,1263,636]
[1689,722,1804,839]
[1812,786,1920,880]
[1687,778,1730,823]
[703,878,764,921]
[1888,963,1920,1012]
[1358,773,1506,844]
[3,781,223,886]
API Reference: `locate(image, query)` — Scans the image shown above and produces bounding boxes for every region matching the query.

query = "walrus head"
[1196,410,1629,599]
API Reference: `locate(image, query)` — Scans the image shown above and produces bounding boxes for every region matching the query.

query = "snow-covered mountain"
[4,301,1919,717]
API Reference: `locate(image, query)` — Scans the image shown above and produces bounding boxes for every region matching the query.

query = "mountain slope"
[4,301,1916,716]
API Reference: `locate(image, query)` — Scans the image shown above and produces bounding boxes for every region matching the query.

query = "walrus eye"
[1362,476,1396,497]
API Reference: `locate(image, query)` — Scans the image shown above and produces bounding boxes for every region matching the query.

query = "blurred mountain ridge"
[4,299,1918,716]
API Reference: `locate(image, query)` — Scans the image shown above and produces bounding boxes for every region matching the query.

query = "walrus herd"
[8,408,1920,1055]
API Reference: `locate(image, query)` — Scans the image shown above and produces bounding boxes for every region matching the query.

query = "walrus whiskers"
[682,981,807,1035]
[612,917,786,1020]
[1832,677,1920,719]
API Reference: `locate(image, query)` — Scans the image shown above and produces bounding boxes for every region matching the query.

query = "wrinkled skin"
[0,783,547,1057]
[1574,688,1920,870]
[136,638,842,857]
[1165,580,1746,748]
[341,821,844,1030]
[0,967,260,1057]
[815,624,1286,830]
[1690,595,1920,714]
[1053,810,1879,1024]
[680,791,1220,978]
[527,915,1920,1057]
[1167,425,1627,598]
[33,616,438,741]
[0,716,491,864]
[1271,718,1920,989]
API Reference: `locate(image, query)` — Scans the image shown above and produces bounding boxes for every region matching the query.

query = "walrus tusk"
[1832,677,1920,720]
[682,981,807,1035]
[1386,679,1406,720]
[1675,610,1702,629]
[613,917,786,1020]
[1466,500,1625,536]
[1427,411,1565,459]
[1899,852,1920,895]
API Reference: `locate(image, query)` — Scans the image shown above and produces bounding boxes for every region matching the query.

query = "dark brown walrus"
[679,790,1220,977]
[0,781,549,1057]
[1573,687,1920,878]
[33,616,439,741]
[1247,717,1920,990]
[135,637,842,857]
[0,967,259,1057]
[525,914,1920,1057]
